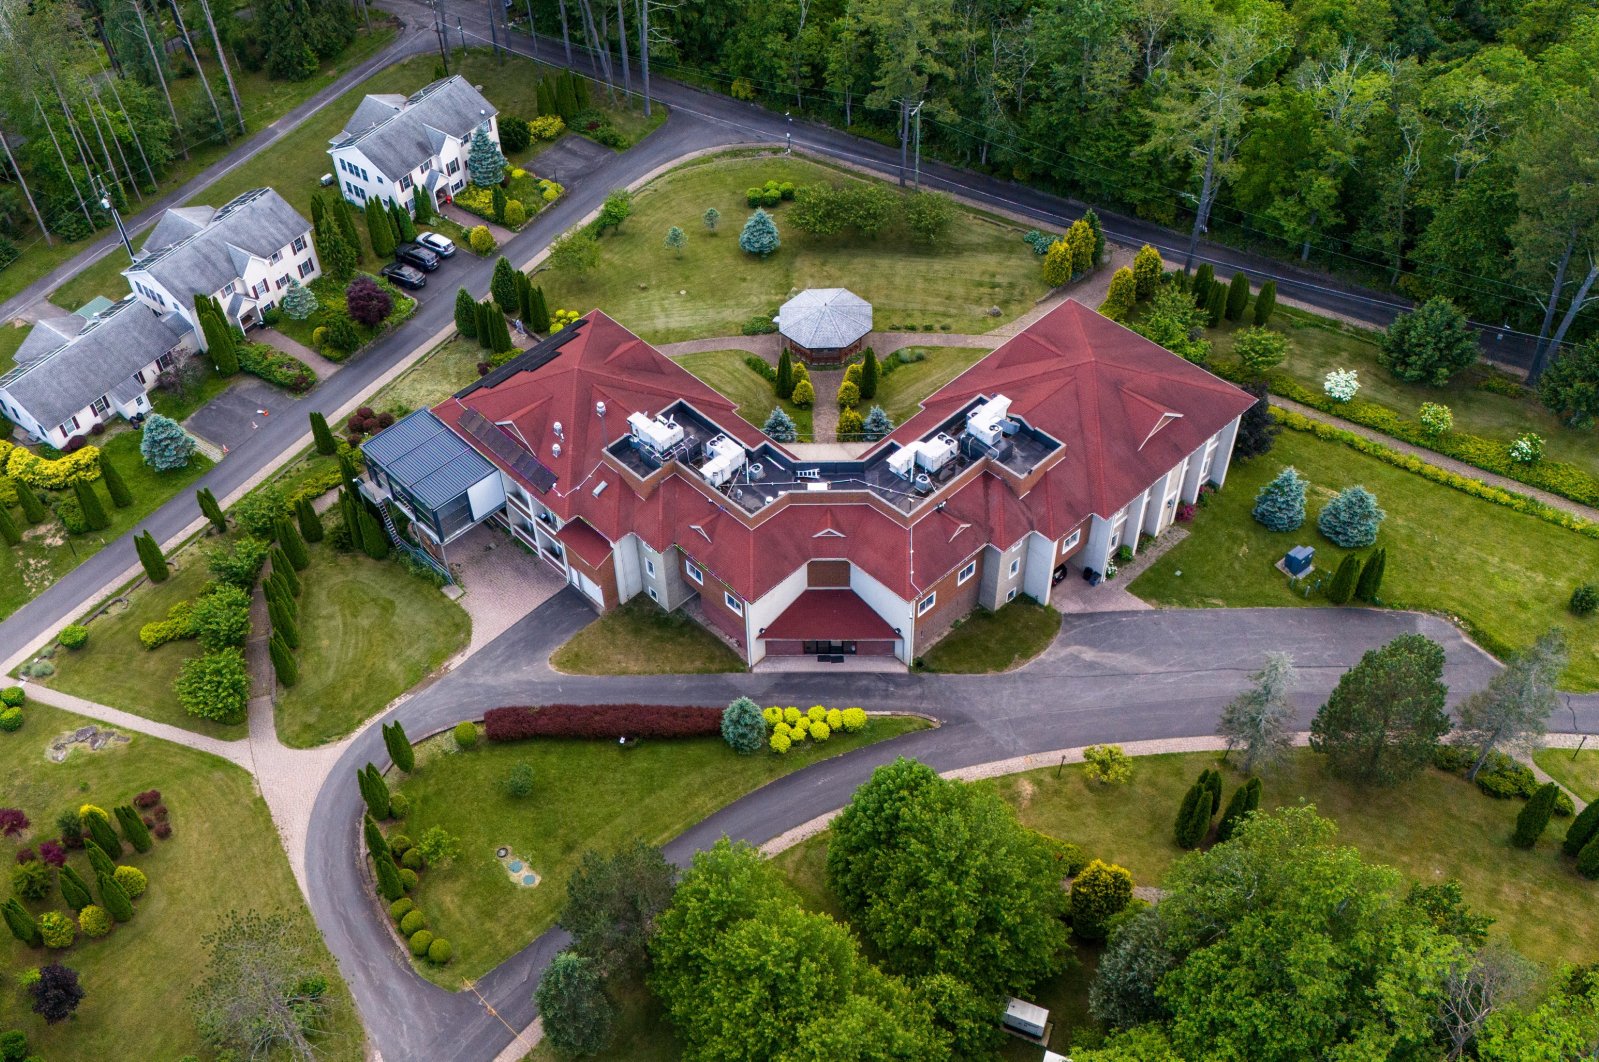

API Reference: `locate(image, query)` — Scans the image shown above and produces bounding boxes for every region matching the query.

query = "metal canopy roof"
[363,409,498,508]
[775,288,872,350]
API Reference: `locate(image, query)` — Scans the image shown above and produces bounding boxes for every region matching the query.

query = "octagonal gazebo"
[774,288,872,365]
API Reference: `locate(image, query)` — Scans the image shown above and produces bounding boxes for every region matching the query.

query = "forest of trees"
[0,0,366,260]
[539,0,1599,360]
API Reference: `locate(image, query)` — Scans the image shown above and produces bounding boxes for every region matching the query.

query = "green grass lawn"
[0,319,28,375]
[1128,427,1599,688]
[0,431,212,623]
[274,543,471,748]
[0,702,362,1060]
[539,153,1047,344]
[672,349,814,439]
[38,531,240,740]
[873,346,992,425]
[147,359,234,424]
[38,26,397,313]
[391,715,930,986]
[773,747,1599,1053]
[918,599,1062,673]
[272,272,417,359]
[372,337,484,414]
[549,596,746,674]
[1533,748,1599,803]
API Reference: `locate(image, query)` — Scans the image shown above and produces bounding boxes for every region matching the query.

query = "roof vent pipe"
[553,421,563,439]
[596,401,607,417]
[552,443,562,458]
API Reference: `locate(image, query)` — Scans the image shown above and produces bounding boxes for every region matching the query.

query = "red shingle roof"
[762,589,900,641]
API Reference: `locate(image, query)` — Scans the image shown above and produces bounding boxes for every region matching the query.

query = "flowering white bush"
[1324,368,1360,402]
[1418,402,1453,435]
[1509,433,1544,463]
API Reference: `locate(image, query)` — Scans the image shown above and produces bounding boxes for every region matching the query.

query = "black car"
[394,242,442,272]
[380,262,427,290]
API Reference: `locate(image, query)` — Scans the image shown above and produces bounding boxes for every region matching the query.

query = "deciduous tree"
[189,911,332,1060]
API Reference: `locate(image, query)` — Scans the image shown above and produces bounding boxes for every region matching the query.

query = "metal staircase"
[377,501,453,585]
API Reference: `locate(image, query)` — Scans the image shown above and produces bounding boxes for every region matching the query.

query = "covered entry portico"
[758,588,902,661]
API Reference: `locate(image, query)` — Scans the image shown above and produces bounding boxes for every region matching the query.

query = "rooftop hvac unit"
[886,443,918,480]
[628,411,684,453]
[967,395,1013,447]
[916,433,957,474]
[698,435,747,487]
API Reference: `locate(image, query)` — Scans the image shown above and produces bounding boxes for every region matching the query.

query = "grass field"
[1127,427,1599,688]
[0,703,362,1059]
[1534,748,1599,803]
[38,532,239,740]
[550,596,746,674]
[372,337,484,414]
[539,154,1048,343]
[919,599,1061,672]
[275,543,471,748]
[6,25,396,312]
[672,350,814,439]
[773,747,1599,1053]
[390,715,930,987]
[873,346,992,425]
[0,431,212,623]
[0,319,27,374]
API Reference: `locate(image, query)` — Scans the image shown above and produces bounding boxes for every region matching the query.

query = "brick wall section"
[807,560,850,587]
[685,553,746,647]
[913,549,984,650]
[566,547,618,610]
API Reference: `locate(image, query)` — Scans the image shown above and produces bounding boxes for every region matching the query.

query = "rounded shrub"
[841,707,866,732]
[399,868,419,892]
[39,911,76,949]
[808,705,826,723]
[504,200,527,228]
[762,706,783,726]
[77,904,112,938]
[112,865,147,900]
[469,226,496,255]
[402,848,425,870]
[0,708,21,732]
[453,721,478,749]
[311,326,329,349]
[810,721,831,741]
[409,929,435,956]
[1571,584,1599,617]
[826,708,843,731]
[0,686,23,708]
[389,898,415,922]
[388,793,410,818]
[1579,835,1599,880]
[783,707,801,725]
[769,732,792,754]
[388,833,414,855]
[426,937,453,964]
[790,718,810,739]
[399,909,427,936]
[746,187,761,207]
[58,625,89,650]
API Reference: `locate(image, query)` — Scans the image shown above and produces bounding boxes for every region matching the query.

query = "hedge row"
[1273,410,1599,543]
[483,704,723,741]
[238,343,317,395]
[1224,363,1599,510]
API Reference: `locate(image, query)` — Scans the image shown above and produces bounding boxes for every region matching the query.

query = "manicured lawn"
[0,431,212,622]
[1127,427,1599,688]
[372,337,484,414]
[38,25,398,312]
[0,319,27,375]
[918,599,1062,672]
[1534,748,1599,803]
[550,596,746,674]
[38,532,240,740]
[0,702,361,1060]
[672,349,814,439]
[147,358,234,424]
[274,543,471,747]
[390,715,931,986]
[539,154,1047,343]
[873,346,992,425]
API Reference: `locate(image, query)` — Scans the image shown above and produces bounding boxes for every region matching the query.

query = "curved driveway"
[307,595,1598,1061]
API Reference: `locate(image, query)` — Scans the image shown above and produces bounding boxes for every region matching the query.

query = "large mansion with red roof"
[361,300,1255,665]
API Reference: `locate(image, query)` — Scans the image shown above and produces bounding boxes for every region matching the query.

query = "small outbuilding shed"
[774,287,872,365]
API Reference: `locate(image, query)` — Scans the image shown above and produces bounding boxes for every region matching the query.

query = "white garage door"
[569,567,603,604]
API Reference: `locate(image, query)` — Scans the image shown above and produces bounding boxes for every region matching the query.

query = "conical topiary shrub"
[1325,554,1360,605]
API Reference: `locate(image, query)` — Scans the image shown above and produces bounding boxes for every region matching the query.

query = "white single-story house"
[327,75,500,213]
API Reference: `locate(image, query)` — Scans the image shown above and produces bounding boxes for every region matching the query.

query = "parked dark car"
[380,262,427,290]
[394,242,442,272]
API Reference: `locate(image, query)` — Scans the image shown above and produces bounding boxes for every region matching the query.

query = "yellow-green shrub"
[5,444,102,489]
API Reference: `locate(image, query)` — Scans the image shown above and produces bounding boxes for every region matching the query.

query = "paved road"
[305,593,1599,1061]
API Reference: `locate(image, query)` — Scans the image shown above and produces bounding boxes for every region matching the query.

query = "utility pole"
[433,0,451,73]
[458,15,467,53]
[524,0,537,61]
[94,174,136,262]
[911,101,924,191]
[487,0,503,60]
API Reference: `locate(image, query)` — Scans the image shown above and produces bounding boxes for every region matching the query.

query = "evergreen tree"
[1325,554,1361,604]
[195,296,240,375]
[514,269,535,325]
[1564,799,1599,856]
[1219,653,1296,774]
[85,840,117,880]
[1174,777,1212,849]
[358,763,391,819]
[1191,263,1214,308]
[454,287,479,338]
[197,487,227,532]
[114,805,153,852]
[721,696,766,754]
[860,348,879,400]
[364,197,395,257]
[308,412,337,457]
[556,74,578,120]
[1354,548,1386,602]
[1253,280,1278,325]
[531,286,552,333]
[862,406,893,441]
[269,632,299,686]
[273,604,301,650]
[1100,267,1138,320]
[1132,244,1163,300]
[1205,284,1226,327]
[1225,272,1251,321]
[1083,207,1106,265]
[488,306,513,354]
[96,868,133,922]
[1319,487,1386,548]
[74,479,110,532]
[1201,767,1222,815]
[1215,777,1263,842]
[275,516,310,570]
[134,531,169,582]
[359,506,390,560]
[58,866,94,912]
[1234,382,1279,460]
[99,457,132,508]
[383,720,416,773]
[491,256,519,314]
[473,302,493,350]
[775,349,794,399]
[0,506,17,546]
[318,227,356,283]
[467,124,507,187]
[491,185,508,223]
[141,414,197,472]
[15,480,45,525]
[1513,783,1560,848]
[2,898,40,946]
[761,406,798,442]
[282,278,319,321]
[738,209,780,257]
[296,497,325,543]
[536,951,616,1056]
[391,199,416,242]
[1311,634,1450,786]
[1042,237,1073,286]
[333,197,363,261]
[1252,466,1307,531]
[367,816,404,901]
[270,548,302,596]
[311,193,328,247]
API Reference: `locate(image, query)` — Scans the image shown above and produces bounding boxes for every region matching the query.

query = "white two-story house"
[123,187,319,340]
[327,75,499,213]
[0,298,194,446]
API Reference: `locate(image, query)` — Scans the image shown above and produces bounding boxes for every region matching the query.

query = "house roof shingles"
[429,301,1252,603]
[130,188,311,303]
[329,76,497,180]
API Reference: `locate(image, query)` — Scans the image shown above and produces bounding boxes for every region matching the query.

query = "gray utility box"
[1002,997,1049,1040]
[1284,545,1315,576]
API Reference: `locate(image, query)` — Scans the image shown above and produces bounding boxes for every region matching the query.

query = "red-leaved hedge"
[483,704,722,741]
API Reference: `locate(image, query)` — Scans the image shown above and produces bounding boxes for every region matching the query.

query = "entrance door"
[568,567,603,605]
[802,640,857,655]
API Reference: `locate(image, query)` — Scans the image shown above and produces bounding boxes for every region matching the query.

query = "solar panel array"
[456,408,559,493]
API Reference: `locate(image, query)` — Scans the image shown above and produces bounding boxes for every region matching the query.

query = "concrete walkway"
[259,327,344,381]
[438,202,514,244]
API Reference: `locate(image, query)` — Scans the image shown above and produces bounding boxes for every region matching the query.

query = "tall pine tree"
[135,531,169,582]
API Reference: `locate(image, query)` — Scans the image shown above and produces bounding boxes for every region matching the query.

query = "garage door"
[568,567,603,605]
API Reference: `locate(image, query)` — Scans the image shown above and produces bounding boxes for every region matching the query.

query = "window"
[1009,558,1020,577]
[135,370,146,384]
[723,591,744,616]
[270,250,283,264]
[156,352,176,371]
[223,280,237,296]
[253,281,268,298]
[298,259,315,278]
[918,593,937,616]
[90,396,109,417]
[376,175,384,184]
[400,174,413,191]
[292,235,308,254]
[647,587,659,602]
[446,158,460,175]
[685,560,703,585]
[1007,588,1018,602]
[1059,529,1081,555]
[957,560,976,586]
[275,276,287,290]
[645,558,656,577]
